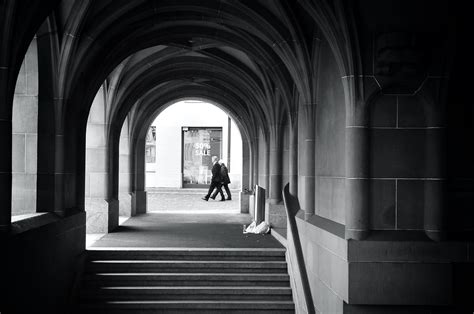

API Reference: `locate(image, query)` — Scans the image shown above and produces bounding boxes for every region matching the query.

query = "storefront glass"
[182,127,222,187]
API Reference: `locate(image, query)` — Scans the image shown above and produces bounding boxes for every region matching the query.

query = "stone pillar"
[343,77,369,240]
[423,126,447,241]
[268,124,283,204]
[265,123,287,230]
[0,116,12,232]
[132,137,147,215]
[252,137,259,190]
[299,103,315,219]
[119,118,132,217]
[37,131,66,213]
[36,27,67,215]
[289,118,298,196]
[85,86,110,233]
[345,126,369,240]
[107,130,119,232]
[240,139,250,213]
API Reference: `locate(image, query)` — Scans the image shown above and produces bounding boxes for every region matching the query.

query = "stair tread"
[80,248,294,311]
[87,248,286,252]
[89,286,292,290]
[91,260,286,263]
[89,272,288,277]
[86,300,294,304]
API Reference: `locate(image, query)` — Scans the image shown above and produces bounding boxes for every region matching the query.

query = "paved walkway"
[89,189,282,249]
[147,188,240,213]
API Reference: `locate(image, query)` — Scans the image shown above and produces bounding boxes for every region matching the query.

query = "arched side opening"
[118,116,132,220]
[84,85,109,234]
[11,37,38,219]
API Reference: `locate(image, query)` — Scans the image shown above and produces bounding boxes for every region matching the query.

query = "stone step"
[87,260,288,273]
[83,273,290,287]
[87,248,286,261]
[79,300,295,313]
[81,286,293,301]
[79,249,295,313]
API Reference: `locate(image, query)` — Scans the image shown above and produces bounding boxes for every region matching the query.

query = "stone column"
[119,118,132,217]
[268,124,283,204]
[0,114,12,232]
[107,129,119,232]
[262,131,270,192]
[266,123,287,229]
[252,137,259,189]
[423,113,447,241]
[36,28,65,215]
[85,86,110,233]
[240,139,250,213]
[241,139,251,191]
[343,78,369,240]
[345,126,369,240]
[132,137,147,215]
[289,118,298,196]
[37,129,65,213]
[299,103,315,219]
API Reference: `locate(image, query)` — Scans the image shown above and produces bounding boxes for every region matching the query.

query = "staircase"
[78,248,295,313]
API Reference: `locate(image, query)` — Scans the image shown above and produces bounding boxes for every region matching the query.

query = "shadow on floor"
[91,213,282,249]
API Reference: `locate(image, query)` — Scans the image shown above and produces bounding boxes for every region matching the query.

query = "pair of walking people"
[202,156,231,201]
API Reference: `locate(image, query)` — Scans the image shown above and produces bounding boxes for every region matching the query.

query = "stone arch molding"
[127,95,253,216]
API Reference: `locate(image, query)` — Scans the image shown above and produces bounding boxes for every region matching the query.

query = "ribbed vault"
[2,0,359,215]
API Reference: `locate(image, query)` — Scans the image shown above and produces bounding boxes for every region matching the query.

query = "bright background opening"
[145,100,243,190]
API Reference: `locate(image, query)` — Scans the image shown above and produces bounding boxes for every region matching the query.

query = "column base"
[240,192,249,214]
[107,198,119,232]
[85,197,108,234]
[265,200,287,229]
[249,195,255,218]
[425,230,446,242]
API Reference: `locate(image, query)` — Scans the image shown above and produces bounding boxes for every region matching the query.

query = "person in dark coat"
[211,159,231,200]
[202,156,225,201]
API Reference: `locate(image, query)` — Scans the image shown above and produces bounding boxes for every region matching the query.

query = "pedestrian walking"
[202,156,225,201]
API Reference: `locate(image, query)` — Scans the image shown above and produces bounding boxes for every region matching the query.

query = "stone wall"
[257,128,268,190]
[2,212,86,313]
[314,39,346,225]
[296,216,348,314]
[12,38,38,216]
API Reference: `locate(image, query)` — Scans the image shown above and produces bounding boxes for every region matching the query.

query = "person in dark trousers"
[211,159,231,200]
[202,156,225,201]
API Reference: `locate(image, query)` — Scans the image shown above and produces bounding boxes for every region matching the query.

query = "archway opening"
[145,100,243,214]
[11,37,38,221]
